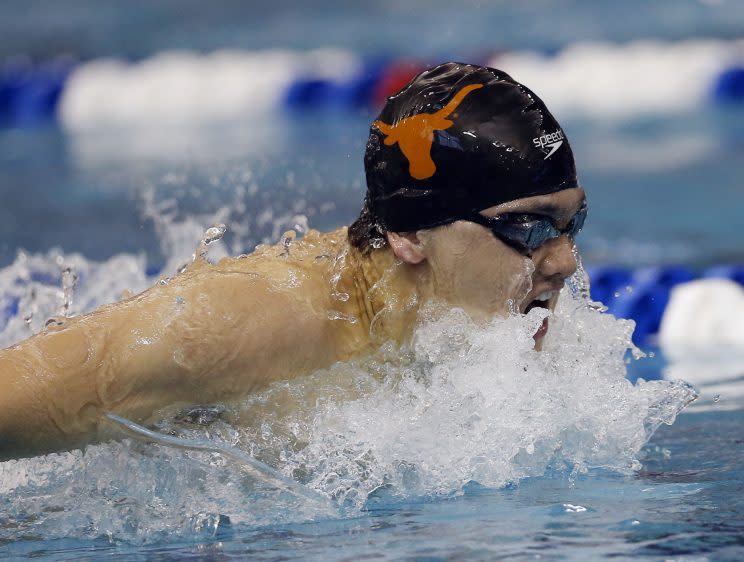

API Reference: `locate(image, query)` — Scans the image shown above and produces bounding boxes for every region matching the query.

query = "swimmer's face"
[387,187,585,342]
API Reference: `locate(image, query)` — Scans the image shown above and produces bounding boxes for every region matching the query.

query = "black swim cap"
[364,62,578,232]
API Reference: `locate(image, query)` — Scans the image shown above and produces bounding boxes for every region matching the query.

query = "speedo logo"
[532,130,565,160]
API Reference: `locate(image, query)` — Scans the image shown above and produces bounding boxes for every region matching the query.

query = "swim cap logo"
[373,83,483,180]
[533,130,565,160]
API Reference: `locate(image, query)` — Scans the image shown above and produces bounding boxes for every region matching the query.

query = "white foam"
[273,295,695,508]
[0,250,151,349]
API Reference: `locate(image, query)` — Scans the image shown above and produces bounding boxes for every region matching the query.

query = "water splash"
[0,250,150,348]
[0,237,697,543]
[59,266,78,317]
[104,413,332,509]
[194,223,227,263]
[281,229,297,255]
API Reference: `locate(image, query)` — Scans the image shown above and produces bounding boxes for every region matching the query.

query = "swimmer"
[0,62,586,460]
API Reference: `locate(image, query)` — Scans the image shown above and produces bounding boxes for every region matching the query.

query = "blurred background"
[1,0,743,345]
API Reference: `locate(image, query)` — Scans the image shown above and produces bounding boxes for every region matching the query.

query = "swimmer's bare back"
[0,228,376,460]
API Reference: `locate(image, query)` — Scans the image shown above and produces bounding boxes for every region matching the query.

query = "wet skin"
[0,188,583,459]
[386,186,585,342]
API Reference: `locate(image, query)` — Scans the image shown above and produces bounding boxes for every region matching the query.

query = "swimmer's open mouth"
[523,290,557,314]
[524,290,558,343]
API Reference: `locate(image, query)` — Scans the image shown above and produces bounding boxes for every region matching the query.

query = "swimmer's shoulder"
[212,226,350,277]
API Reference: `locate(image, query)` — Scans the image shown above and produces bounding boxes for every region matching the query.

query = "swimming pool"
[2,2,744,560]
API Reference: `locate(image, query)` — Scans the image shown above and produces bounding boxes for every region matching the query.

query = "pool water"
[2,2,744,560]
[2,407,743,560]
[0,281,738,561]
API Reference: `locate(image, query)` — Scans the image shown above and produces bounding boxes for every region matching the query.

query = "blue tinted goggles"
[466,201,587,254]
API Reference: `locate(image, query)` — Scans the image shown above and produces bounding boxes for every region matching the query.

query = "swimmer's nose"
[534,235,578,282]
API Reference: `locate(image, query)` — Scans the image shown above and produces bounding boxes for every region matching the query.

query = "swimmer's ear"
[386,231,426,264]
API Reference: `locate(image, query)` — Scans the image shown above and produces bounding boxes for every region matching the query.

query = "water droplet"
[204,224,227,245]
[370,237,386,249]
[281,229,297,255]
[565,248,592,302]
[713,394,721,403]
[22,287,37,325]
[292,214,309,235]
[44,316,66,330]
[194,223,227,262]
[327,311,358,324]
[58,266,78,317]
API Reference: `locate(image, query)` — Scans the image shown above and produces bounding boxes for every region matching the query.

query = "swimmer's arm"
[0,266,335,459]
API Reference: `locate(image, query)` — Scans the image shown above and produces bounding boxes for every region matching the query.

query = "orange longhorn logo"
[373,83,483,180]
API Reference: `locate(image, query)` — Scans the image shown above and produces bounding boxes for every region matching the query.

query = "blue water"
[2,0,743,59]
[2,2,744,561]
[2,408,743,561]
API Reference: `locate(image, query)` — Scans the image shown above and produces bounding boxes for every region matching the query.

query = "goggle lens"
[468,202,587,254]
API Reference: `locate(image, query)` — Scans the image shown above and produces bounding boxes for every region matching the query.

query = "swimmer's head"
[349,61,578,250]
[349,62,584,344]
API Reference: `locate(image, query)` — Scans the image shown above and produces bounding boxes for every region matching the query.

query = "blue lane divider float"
[0,58,75,127]
[713,66,744,104]
[283,59,388,110]
[702,264,744,285]
[586,265,744,346]
[3,40,744,129]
